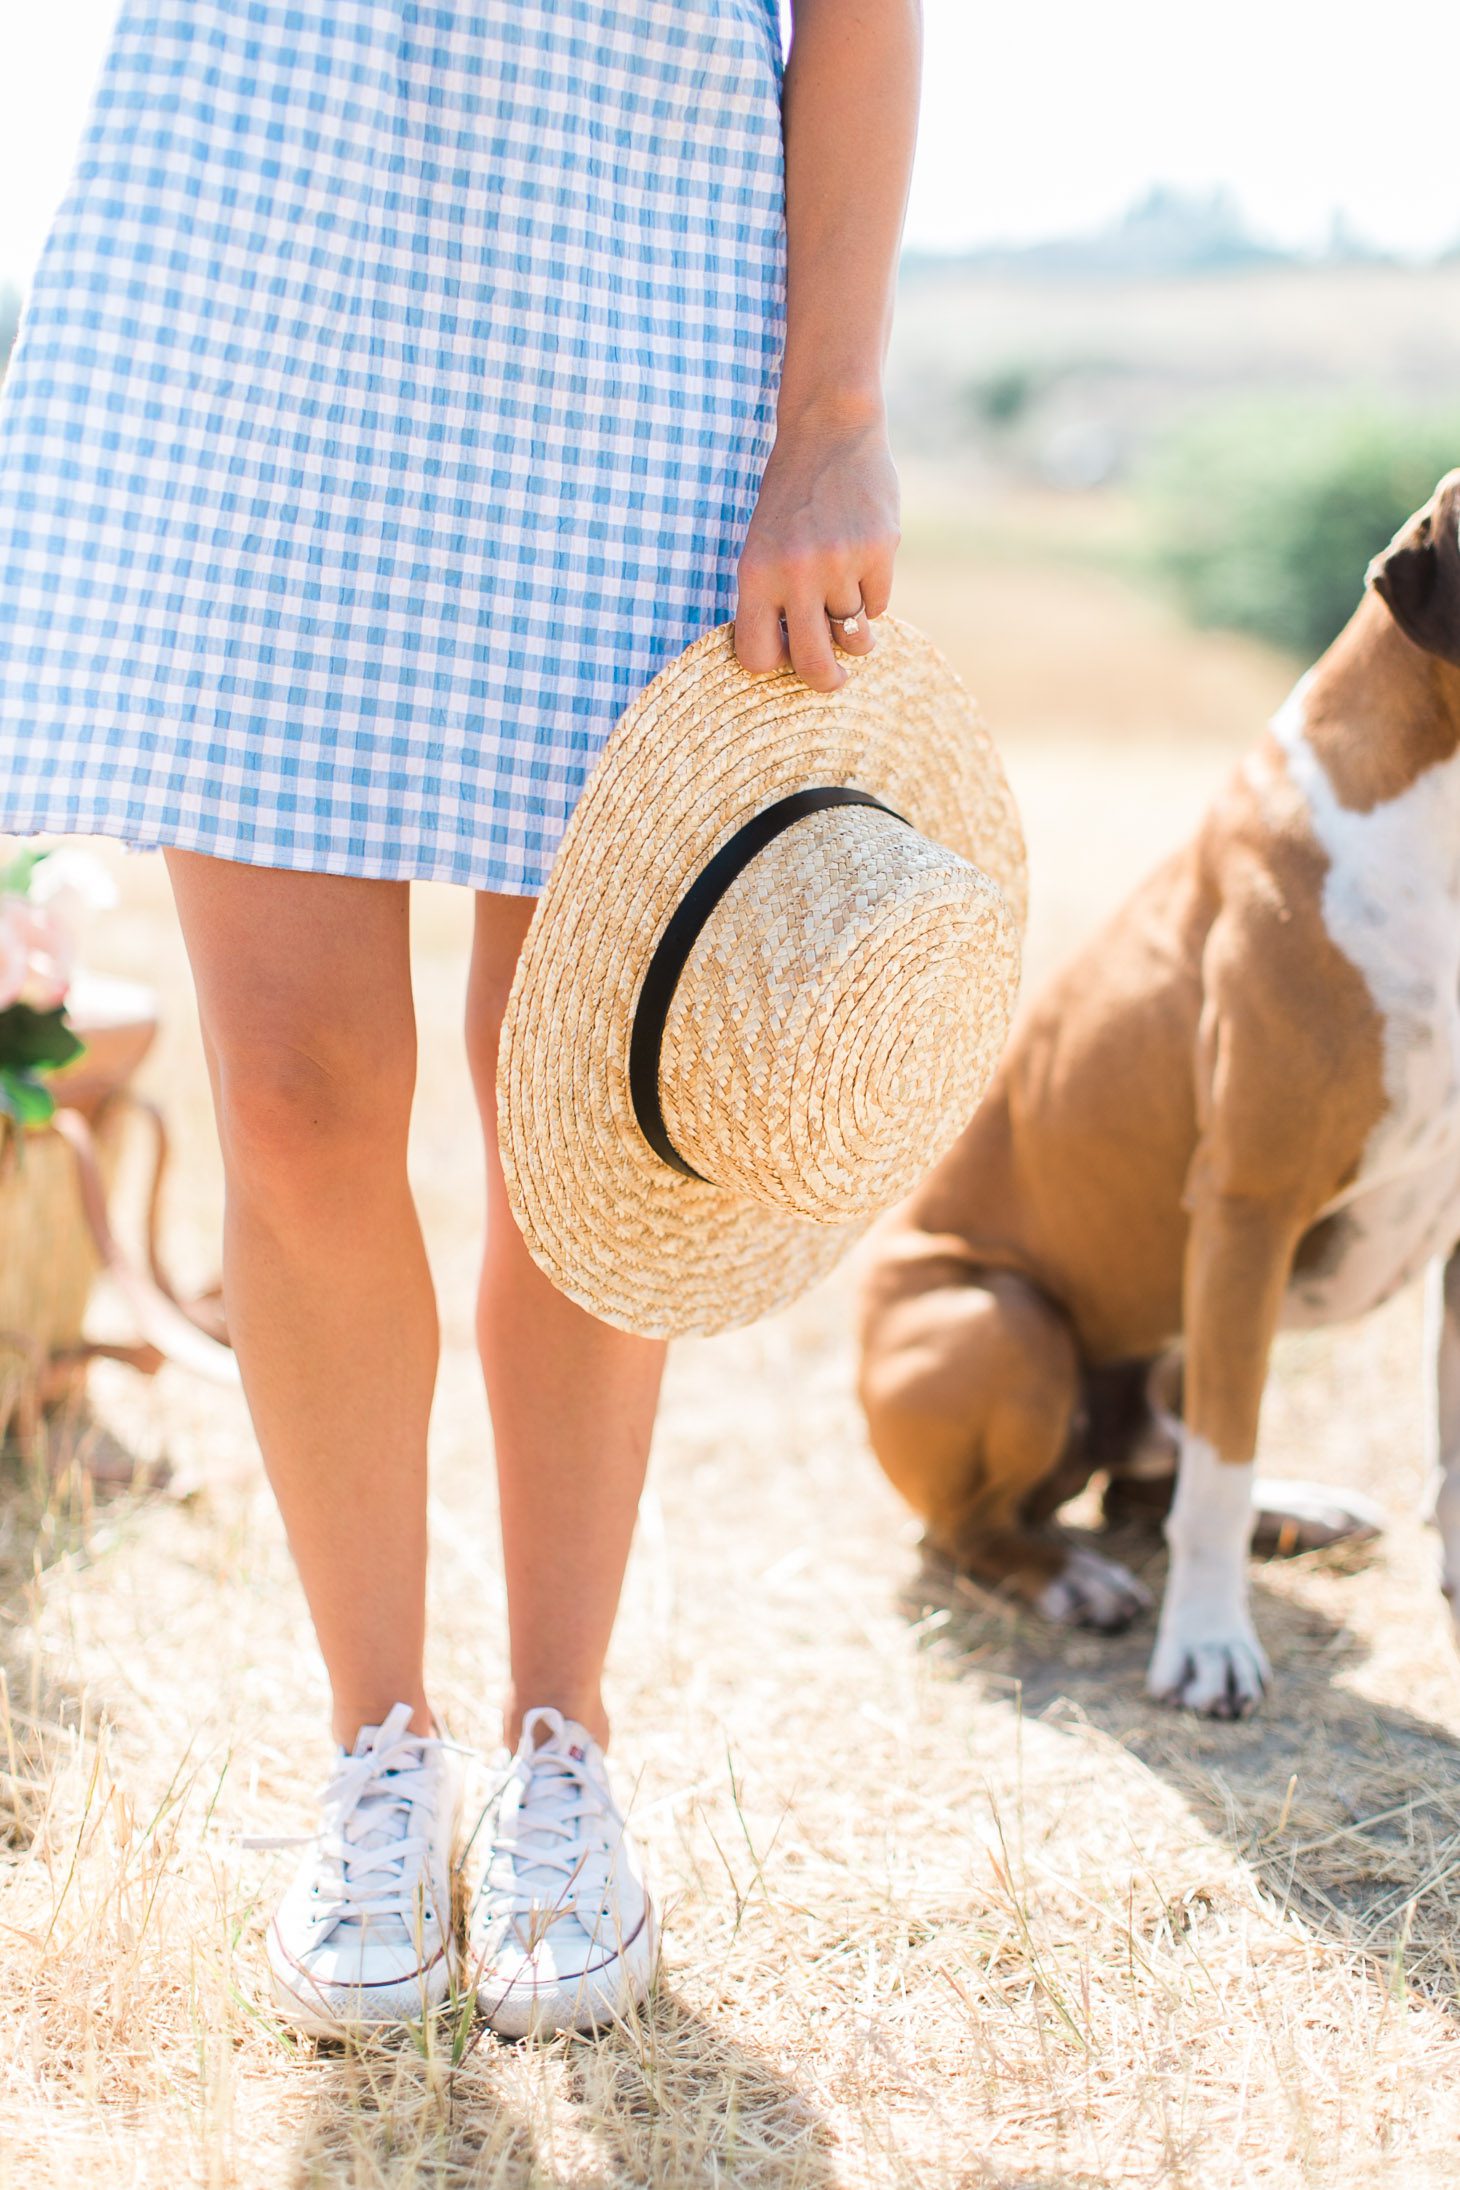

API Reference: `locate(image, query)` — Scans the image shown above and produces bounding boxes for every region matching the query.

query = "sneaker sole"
[268,1947,460,2039]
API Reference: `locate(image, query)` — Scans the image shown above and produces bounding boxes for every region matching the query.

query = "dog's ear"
[1368,471,1460,668]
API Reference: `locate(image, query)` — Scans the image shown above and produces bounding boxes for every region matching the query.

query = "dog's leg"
[1147,1185,1304,1716]
[1108,1347,1383,1554]
[1144,869,1370,1718]
[1147,1426,1267,1715]
[1096,1354,1183,1527]
[860,1251,1149,1629]
[1426,1247,1460,1644]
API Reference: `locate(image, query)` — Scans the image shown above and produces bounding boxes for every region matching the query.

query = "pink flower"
[0,898,27,1011]
[28,849,117,951]
[11,901,73,1011]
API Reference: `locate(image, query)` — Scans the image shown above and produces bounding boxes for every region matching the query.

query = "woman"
[0,0,919,2034]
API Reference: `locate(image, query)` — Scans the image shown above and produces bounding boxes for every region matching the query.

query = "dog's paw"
[1251,1477,1385,1556]
[1036,1547,1152,1634]
[1146,1614,1270,1717]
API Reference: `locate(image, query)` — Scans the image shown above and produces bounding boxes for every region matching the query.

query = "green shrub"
[1144,404,1460,659]
[965,364,1046,430]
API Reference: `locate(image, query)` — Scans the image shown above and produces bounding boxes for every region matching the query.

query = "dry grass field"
[4,535,1460,2187]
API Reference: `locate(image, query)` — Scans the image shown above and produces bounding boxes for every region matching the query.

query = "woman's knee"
[210,1030,415,1211]
[163,857,418,1210]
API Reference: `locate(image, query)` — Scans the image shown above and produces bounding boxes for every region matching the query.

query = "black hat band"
[628,785,904,1183]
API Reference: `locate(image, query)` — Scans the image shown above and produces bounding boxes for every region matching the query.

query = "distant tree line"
[904,185,1456,284]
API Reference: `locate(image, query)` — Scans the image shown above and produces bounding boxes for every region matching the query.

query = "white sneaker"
[263,1702,463,2035]
[469,1707,654,2037]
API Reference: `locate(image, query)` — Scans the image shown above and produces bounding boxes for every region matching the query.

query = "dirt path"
[3,553,1458,2187]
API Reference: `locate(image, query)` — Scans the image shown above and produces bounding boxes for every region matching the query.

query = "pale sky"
[1,1,1456,289]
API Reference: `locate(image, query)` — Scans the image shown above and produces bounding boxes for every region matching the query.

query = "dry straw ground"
[3,540,1460,2187]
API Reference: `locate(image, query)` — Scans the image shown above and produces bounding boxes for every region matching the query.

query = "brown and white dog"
[858,472,1460,1716]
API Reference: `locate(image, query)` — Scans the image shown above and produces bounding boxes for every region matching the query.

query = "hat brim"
[497,617,1027,1338]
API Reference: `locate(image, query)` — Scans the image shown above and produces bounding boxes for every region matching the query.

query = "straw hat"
[497,616,1027,1338]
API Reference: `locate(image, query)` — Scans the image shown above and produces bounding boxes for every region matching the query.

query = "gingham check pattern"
[0,0,786,893]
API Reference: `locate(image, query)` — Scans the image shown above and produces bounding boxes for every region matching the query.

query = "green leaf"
[0,848,48,896]
[0,1067,55,1126]
[0,1004,85,1072]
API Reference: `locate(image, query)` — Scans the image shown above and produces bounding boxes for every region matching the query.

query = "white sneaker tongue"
[510,1758,600,1907]
[341,1727,411,1860]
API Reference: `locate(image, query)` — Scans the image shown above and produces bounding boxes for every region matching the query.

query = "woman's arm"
[734,0,922,693]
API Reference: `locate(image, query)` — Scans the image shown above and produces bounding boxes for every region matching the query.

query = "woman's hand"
[735,0,919,692]
[733,397,901,693]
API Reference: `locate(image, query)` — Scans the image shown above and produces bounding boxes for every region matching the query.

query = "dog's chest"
[1273,690,1460,1327]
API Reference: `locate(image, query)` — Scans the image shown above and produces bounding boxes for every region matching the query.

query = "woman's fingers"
[782,580,846,692]
[734,548,894,688]
[731,572,789,674]
[829,597,876,657]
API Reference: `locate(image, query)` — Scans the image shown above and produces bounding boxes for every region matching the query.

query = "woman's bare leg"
[164,851,438,1744]
[465,892,667,1751]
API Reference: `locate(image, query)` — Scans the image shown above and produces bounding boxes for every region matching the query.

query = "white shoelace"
[479,1708,617,1929]
[247,1701,445,1937]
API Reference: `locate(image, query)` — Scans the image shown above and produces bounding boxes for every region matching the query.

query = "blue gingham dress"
[0,1,786,893]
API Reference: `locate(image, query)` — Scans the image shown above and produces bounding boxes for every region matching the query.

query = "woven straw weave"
[498,616,1027,1337]
[660,807,1009,1219]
